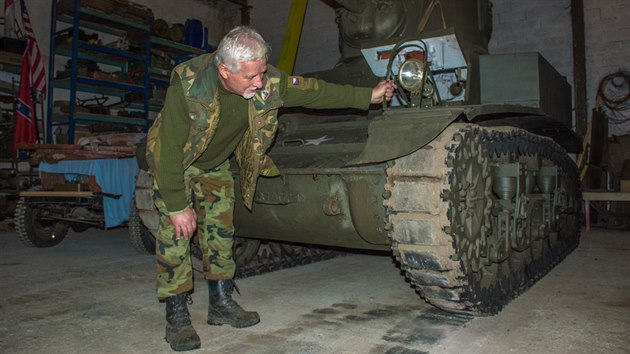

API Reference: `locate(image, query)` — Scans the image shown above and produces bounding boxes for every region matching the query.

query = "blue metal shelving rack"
[46,0,152,144]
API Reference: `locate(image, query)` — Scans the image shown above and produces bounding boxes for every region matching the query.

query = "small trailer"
[14,142,144,248]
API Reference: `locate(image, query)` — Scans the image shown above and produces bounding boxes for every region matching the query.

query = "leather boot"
[207,280,260,328]
[165,293,201,351]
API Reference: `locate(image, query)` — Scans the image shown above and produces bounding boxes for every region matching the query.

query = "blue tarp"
[39,158,139,228]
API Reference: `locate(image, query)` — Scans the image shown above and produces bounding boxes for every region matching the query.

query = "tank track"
[385,123,581,315]
[234,243,344,279]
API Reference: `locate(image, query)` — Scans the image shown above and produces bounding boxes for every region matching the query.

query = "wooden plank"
[571,0,587,137]
[0,63,21,74]
[576,119,591,171]
[582,192,630,201]
[19,191,94,197]
[0,51,23,65]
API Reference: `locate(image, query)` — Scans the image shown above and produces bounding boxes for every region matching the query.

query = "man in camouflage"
[146,26,393,351]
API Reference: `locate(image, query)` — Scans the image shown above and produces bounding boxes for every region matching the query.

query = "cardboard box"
[621,180,630,193]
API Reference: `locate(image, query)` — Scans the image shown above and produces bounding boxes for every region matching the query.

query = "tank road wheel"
[234,237,261,267]
[385,124,581,315]
[129,197,156,255]
[14,195,69,248]
[133,169,264,266]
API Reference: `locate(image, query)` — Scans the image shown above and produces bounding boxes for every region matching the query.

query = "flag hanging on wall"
[3,0,18,38]
[21,0,47,94]
[12,53,37,157]
[12,0,47,156]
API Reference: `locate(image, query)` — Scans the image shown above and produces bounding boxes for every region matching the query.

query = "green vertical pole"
[277,0,308,74]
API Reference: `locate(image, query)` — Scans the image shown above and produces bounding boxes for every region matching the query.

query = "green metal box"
[477,52,572,127]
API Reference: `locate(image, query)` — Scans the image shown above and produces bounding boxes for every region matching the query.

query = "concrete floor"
[0,226,628,354]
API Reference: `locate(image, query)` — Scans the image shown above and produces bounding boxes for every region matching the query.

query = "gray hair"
[214,26,271,72]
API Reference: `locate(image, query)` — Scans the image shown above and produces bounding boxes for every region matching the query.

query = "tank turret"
[313,0,493,88]
[335,0,492,61]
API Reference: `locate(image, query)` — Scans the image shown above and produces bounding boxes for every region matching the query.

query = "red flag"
[20,0,46,94]
[12,53,37,157]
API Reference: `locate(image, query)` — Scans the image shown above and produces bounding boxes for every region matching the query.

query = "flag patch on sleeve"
[287,76,317,90]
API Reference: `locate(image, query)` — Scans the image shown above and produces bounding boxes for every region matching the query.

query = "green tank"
[132,0,582,315]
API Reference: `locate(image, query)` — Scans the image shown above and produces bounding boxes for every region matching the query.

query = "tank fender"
[349,107,465,165]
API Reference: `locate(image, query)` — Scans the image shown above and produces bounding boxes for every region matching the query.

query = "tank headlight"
[398,59,426,93]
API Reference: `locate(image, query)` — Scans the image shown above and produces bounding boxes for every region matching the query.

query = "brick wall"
[490,0,574,81]
[490,0,630,135]
[584,0,630,135]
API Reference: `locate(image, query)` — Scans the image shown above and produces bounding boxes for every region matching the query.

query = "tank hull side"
[233,168,390,250]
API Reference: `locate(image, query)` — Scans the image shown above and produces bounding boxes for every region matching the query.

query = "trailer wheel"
[14,196,69,248]
[128,198,156,255]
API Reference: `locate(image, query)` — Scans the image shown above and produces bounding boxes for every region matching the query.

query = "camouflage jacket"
[146,53,283,210]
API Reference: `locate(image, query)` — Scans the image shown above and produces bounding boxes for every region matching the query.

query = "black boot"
[165,293,201,351]
[207,280,260,328]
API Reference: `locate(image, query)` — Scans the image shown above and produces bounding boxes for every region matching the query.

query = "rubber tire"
[128,198,156,255]
[14,196,69,248]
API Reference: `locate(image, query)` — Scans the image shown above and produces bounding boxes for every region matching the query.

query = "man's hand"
[370,80,395,104]
[169,207,197,240]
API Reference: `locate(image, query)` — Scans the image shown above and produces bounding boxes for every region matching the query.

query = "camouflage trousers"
[153,160,236,300]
